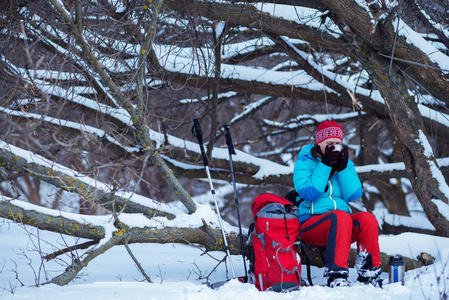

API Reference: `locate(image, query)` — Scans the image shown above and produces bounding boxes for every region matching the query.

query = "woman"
[293,120,382,287]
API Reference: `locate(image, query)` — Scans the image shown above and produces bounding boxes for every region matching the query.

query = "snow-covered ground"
[1,218,449,300]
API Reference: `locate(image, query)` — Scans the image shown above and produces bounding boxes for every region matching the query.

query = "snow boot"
[327,274,351,288]
[357,274,383,288]
[355,252,383,288]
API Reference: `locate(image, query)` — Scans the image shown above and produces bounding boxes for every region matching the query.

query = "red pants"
[300,211,381,276]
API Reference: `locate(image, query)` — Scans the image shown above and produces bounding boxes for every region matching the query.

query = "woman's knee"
[332,210,353,225]
[354,212,378,226]
[352,212,379,234]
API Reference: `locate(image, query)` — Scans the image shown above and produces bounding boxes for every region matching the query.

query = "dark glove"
[321,145,341,167]
[337,146,349,172]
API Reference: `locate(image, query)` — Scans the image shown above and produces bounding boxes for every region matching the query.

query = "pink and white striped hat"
[316,121,343,143]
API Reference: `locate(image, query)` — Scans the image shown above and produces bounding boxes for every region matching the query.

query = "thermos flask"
[388,255,405,285]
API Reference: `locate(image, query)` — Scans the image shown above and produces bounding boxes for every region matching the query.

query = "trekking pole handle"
[192,119,209,167]
[223,124,236,155]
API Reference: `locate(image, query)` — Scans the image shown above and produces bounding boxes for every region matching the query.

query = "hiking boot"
[357,275,383,288]
[355,252,383,288]
[327,275,351,288]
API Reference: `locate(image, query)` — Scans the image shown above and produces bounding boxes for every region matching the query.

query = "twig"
[206,256,227,282]
[380,53,449,72]
[45,234,125,286]
[389,15,400,77]
[124,240,152,283]
[43,241,98,261]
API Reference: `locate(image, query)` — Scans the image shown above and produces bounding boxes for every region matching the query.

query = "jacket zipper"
[309,179,338,214]
[328,180,337,210]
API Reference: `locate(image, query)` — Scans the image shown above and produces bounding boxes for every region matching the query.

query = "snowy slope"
[1,219,449,300]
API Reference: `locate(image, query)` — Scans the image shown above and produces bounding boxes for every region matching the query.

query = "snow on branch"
[0,198,108,240]
[0,107,139,153]
[393,18,449,74]
[0,197,244,286]
[0,141,178,219]
[0,195,240,239]
[150,127,292,180]
[263,112,363,130]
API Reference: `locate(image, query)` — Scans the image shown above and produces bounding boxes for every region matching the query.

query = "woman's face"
[317,138,343,154]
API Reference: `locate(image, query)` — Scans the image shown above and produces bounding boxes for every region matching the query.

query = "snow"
[415,3,449,40]
[432,200,449,222]
[254,3,341,36]
[374,211,435,232]
[415,130,449,219]
[264,112,363,130]
[378,233,449,260]
[6,9,449,135]
[418,104,449,127]
[1,218,449,300]
[2,1,449,300]
[214,21,226,39]
[148,129,292,179]
[392,18,449,74]
[2,194,237,234]
[229,96,273,124]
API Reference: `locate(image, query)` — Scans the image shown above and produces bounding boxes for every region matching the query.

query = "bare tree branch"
[47,0,197,214]
[0,145,175,219]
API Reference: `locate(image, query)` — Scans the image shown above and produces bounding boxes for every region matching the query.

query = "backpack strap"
[300,244,313,286]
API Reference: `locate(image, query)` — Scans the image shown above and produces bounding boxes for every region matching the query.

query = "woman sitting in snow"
[292,120,382,288]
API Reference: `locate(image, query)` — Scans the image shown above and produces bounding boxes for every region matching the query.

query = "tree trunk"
[318,0,449,237]
[301,242,434,273]
[355,50,449,236]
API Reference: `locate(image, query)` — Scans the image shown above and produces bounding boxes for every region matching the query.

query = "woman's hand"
[337,146,349,172]
[321,145,341,167]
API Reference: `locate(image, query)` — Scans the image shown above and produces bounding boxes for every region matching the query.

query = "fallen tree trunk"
[380,222,437,237]
[300,243,434,273]
[1,199,431,283]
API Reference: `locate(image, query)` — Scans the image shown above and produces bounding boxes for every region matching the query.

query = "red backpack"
[248,193,302,292]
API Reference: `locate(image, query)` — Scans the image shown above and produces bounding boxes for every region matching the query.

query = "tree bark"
[360,51,449,236]
[316,0,449,236]
[165,0,344,52]
[301,242,434,273]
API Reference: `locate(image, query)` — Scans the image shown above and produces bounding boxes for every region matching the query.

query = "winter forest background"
[1,0,449,298]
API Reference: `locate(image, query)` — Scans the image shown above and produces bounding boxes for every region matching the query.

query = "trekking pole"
[223,124,248,279]
[192,119,236,279]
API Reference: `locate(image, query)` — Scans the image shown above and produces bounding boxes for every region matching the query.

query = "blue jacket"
[293,144,363,223]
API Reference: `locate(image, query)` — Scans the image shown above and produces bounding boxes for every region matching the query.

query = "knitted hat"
[315,121,343,143]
